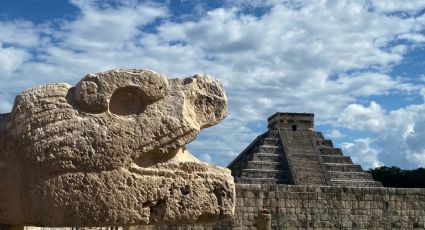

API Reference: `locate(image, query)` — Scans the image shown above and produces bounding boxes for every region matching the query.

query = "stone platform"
[158,184,425,229]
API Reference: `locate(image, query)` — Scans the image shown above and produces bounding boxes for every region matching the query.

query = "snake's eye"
[72,70,170,115]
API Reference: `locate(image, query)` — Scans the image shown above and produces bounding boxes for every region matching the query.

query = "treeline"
[368,166,425,188]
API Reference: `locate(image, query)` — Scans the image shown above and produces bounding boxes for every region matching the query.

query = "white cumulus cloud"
[327,129,345,139]
[341,138,383,170]
[338,101,387,132]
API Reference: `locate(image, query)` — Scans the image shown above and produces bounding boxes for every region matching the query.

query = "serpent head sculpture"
[0,69,235,226]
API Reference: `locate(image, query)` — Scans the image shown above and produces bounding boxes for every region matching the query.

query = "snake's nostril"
[109,86,148,116]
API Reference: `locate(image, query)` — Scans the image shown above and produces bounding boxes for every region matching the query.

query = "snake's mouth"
[15,122,199,178]
[128,158,232,181]
[133,127,199,168]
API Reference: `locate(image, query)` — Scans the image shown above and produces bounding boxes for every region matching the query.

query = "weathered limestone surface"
[158,184,425,229]
[0,69,235,226]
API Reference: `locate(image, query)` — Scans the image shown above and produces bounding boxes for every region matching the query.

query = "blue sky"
[2,0,425,169]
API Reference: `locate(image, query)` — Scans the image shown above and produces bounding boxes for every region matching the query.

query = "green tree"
[369,166,425,188]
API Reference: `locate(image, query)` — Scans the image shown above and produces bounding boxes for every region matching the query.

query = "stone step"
[322,155,353,164]
[286,140,312,146]
[290,154,319,161]
[254,145,282,154]
[314,132,324,141]
[236,177,290,184]
[296,173,327,185]
[260,137,281,146]
[291,159,323,166]
[246,161,287,170]
[252,153,285,162]
[286,135,311,143]
[296,170,326,178]
[293,169,325,179]
[317,139,333,148]
[291,161,319,167]
[240,169,289,178]
[319,148,343,156]
[266,130,280,138]
[327,171,374,180]
[292,165,324,172]
[331,179,382,187]
[292,166,327,184]
[288,150,316,155]
[286,145,314,151]
[324,163,363,172]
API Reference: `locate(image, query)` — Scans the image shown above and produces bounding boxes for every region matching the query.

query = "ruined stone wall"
[158,184,425,229]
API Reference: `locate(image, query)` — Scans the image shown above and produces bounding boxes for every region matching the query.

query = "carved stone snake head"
[0,69,234,226]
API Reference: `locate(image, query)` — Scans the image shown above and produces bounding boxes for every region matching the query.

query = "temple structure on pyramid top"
[228,112,382,187]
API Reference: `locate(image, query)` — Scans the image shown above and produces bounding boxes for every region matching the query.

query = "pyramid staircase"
[280,130,327,185]
[313,132,382,187]
[232,130,293,184]
[228,112,382,187]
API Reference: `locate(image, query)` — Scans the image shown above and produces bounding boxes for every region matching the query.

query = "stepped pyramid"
[228,112,382,187]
